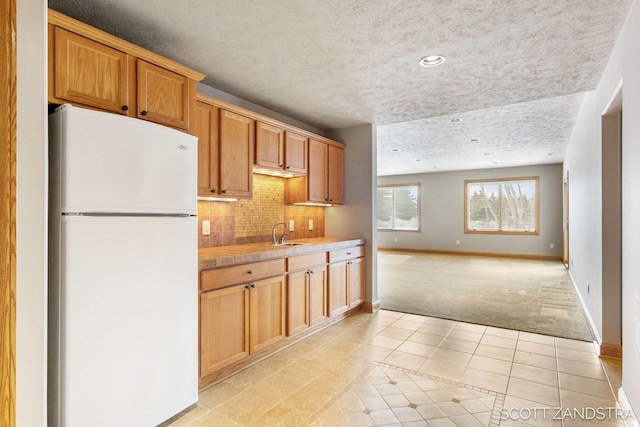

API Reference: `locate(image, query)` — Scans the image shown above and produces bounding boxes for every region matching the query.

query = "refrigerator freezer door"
[55,215,198,427]
[50,105,197,215]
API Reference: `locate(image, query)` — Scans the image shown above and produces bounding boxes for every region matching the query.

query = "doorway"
[600,84,623,357]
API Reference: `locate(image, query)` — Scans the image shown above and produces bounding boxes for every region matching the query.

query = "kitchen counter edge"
[198,237,366,271]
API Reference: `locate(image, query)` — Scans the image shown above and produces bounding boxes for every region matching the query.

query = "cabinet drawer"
[201,259,285,292]
[329,246,364,263]
[286,252,327,272]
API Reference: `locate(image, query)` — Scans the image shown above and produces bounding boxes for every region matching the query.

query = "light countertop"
[198,237,366,270]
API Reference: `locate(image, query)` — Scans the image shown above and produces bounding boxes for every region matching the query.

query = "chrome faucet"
[272,222,288,245]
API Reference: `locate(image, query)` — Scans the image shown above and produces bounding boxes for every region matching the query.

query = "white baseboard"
[618,387,639,427]
[567,270,602,344]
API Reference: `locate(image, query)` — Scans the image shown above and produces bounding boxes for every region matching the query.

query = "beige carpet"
[378,251,594,342]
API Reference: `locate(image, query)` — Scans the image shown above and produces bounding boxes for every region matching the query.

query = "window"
[465,177,539,234]
[377,184,420,231]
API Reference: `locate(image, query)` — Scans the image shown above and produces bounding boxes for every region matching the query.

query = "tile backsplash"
[198,174,325,248]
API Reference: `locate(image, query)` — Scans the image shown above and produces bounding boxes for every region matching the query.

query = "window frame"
[464,176,540,235]
[377,183,421,232]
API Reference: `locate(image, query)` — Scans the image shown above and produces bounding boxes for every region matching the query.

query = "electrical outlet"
[550,243,555,249]
[394,237,398,242]
[456,240,460,245]
[289,219,295,231]
[202,220,210,236]
[587,282,590,294]
[308,219,313,230]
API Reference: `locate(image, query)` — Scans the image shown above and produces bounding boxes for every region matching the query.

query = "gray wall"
[326,125,378,306]
[563,0,639,418]
[377,164,564,258]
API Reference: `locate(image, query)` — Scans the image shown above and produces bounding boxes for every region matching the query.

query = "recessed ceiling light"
[392,149,399,152]
[484,153,490,156]
[419,54,446,67]
[416,159,421,162]
[449,118,462,123]
[547,152,554,156]
[493,162,498,164]
[470,138,479,142]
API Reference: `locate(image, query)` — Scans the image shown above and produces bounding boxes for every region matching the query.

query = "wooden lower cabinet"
[199,275,285,378]
[250,275,286,353]
[348,257,366,309]
[200,284,249,378]
[286,266,327,336]
[328,247,366,316]
[328,262,349,317]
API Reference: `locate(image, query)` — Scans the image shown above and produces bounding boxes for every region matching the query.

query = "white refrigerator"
[48,105,198,427]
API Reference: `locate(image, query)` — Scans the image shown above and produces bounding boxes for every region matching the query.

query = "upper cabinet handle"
[121,105,129,111]
[141,110,148,116]
[248,270,253,275]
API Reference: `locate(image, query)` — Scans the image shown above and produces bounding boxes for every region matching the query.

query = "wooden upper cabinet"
[137,60,192,130]
[52,27,132,115]
[307,138,328,203]
[48,9,204,133]
[255,121,284,169]
[284,138,344,205]
[327,144,344,204]
[219,109,254,198]
[285,131,307,174]
[195,101,219,196]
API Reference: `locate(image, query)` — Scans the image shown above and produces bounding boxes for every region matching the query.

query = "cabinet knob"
[221,190,227,194]
[346,252,351,256]
[329,199,333,202]
[308,270,313,275]
[251,284,256,288]
[141,110,148,116]
[211,189,216,193]
[286,165,291,169]
[279,164,283,168]
[347,261,352,265]
[121,105,129,111]
[248,270,253,275]
[245,285,251,289]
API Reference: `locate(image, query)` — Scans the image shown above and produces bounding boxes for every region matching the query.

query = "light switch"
[308,219,313,230]
[202,220,210,236]
[289,219,295,231]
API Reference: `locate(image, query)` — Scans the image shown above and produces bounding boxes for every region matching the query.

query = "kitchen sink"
[269,242,307,247]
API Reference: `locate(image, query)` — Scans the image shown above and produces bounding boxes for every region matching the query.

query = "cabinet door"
[200,285,249,377]
[308,138,328,203]
[53,27,131,115]
[255,122,284,169]
[285,131,307,174]
[286,271,309,336]
[137,60,191,130]
[348,257,366,309]
[195,102,219,196]
[250,276,286,353]
[308,266,327,325]
[328,262,349,317]
[327,145,344,205]
[219,109,254,198]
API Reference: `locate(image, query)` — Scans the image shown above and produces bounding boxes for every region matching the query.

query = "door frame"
[563,172,569,266]
[1,0,17,424]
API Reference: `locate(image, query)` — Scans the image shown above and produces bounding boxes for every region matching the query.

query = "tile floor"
[168,310,625,426]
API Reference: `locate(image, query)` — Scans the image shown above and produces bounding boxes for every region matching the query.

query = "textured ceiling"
[48,0,632,176]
